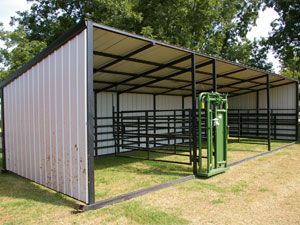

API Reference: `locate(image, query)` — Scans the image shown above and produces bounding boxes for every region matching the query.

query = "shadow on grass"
[0,153,80,209]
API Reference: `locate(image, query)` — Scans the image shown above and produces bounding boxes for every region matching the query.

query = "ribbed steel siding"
[96,92,115,155]
[3,30,89,203]
[96,93,184,154]
[228,83,297,140]
[229,83,296,109]
[228,92,256,109]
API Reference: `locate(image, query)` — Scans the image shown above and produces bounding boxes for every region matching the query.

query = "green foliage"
[0,0,275,80]
[0,23,46,79]
[264,0,300,79]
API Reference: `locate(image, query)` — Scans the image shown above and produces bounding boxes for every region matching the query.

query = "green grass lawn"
[0,138,291,203]
[93,138,290,201]
[0,143,299,225]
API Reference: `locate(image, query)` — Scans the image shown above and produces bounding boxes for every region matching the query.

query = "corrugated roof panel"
[150,79,189,88]
[108,60,155,74]
[251,76,268,83]
[134,86,170,94]
[196,82,212,89]
[196,64,212,74]
[172,71,194,82]
[94,28,148,53]
[126,76,154,85]
[217,87,240,93]
[93,55,113,68]
[216,61,241,74]
[92,24,295,96]
[162,89,191,95]
[94,30,127,52]
[195,74,212,81]
[231,82,262,89]
[148,68,178,77]
[271,79,292,86]
[94,72,131,83]
[134,45,189,64]
[102,38,148,56]
[172,55,207,68]
[216,77,237,85]
[226,69,265,80]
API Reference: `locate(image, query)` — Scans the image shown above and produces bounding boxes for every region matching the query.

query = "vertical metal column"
[191,53,198,175]
[117,93,120,153]
[238,109,241,142]
[267,74,271,151]
[86,20,95,205]
[212,59,217,92]
[94,92,98,156]
[256,91,259,137]
[181,96,185,143]
[153,94,156,147]
[296,81,299,141]
[1,89,6,172]
[145,111,149,159]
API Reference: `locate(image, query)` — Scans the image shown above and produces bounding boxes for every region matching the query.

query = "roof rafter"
[98,54,192,92]
[120,59,214,94]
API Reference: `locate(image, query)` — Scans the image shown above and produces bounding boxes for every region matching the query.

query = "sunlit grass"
[0,143,299,225]
[93,138,290,200]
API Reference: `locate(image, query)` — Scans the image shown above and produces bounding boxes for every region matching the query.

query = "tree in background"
[0,23,46,79]
[1,0,274,79]
[264,0,300,80]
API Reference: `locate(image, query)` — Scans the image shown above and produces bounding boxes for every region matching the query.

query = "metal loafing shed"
[0,20,298,207]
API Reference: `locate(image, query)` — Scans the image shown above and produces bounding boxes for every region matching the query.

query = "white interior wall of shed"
[3,29,89,203]
[96,92,185,155]
[228,83,296,109]
[228,83,297,139]
[96,83,297,155]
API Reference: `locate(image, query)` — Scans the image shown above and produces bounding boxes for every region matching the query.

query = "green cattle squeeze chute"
[198,92,228,177]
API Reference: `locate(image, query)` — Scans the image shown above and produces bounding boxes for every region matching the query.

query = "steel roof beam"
[95,43,154,72]
[94,68,192,84]
[98,54,192,92]
[93,51,189,73]
[210,73,268,93]
[120,59,214,94]
[160,67,246,95]
[94,80,184,92]
[228,77,286,95]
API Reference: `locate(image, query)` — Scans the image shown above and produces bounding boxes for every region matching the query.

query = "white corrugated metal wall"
[96,83,297,155]
[228,83,297,139]
[229,83,296,109]
[96,92,184,155]
[3,30,89,203]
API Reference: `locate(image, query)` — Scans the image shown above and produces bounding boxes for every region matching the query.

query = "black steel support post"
[94,92,98,156]
[86,20,95,205]
[238,110,241,142]
[153,94,156,147]
[191,53,198,175]
[182,96,185,143]
[212,59,217,92]
[267,74,271,151]
[145,111,149,159]
[117,93,120,153]
[296,81,299,142]
[256,91,259,137]
[1,88,7,172]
